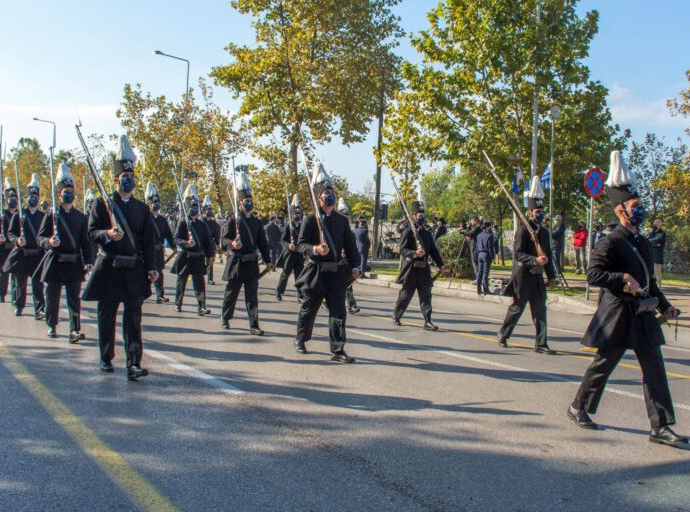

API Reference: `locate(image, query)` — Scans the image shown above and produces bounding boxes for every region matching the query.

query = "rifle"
[482,151,561,292]
[285,183,294,245]
[75,121,122,235]
[171,161,195,247]
[229,160,242,246]
[390,175,423,253]
[297,142,325,247]
[14,161,23,240]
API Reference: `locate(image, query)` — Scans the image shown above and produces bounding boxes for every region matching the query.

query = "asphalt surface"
[1,265,690,512]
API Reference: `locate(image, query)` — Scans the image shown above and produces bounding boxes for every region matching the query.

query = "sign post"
[583,167,606,300]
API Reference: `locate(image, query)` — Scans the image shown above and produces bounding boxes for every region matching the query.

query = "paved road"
[1,266,689,511]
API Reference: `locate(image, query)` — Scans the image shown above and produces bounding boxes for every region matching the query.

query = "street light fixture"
[548,105,560,237]
[33,117,57,219]
[153,50,191,184]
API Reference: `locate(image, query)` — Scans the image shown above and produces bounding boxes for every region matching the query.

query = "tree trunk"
[373,87,385,262]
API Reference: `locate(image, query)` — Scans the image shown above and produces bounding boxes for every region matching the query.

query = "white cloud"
[608,83,686,131]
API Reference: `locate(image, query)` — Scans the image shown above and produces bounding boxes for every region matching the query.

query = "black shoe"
[498,338,508,348]
[297,297,304,304]
[423,321,438,331]
[567,405,598,430]
[47,328,58,339]
[331,351,355,364]
[649,426,689,447]
[348,306,360,314]
[127,366,149,381]
[156,297,163,304]
[393,317,402,326]
[69,330,85,344]
[294,339,307,354]
[100,361,114,373]
[35,311,45,321]
[158,296,170,303]
[535,345,556,355]
[250,327,264,336]
[14,308,22,316]
[173,305,182,312]
[197,308,211,316]
[275,294,282,301]
[208,280,215,285]
[221,321,230,330]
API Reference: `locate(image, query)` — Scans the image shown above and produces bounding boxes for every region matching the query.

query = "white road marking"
[147,350,245,395]
[349,328,690,412]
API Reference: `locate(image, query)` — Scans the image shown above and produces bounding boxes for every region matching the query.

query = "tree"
[667,69,690,141]
[382,0,626,218]
[627,133,686,219]
[211,0,404,182]
[6,138,50,198]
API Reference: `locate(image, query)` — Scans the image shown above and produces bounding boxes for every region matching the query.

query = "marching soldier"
[293,163,360,363]
[82,135,158,380]
[221,168,271,335]
[1,178,19,304]
[497,176,558,353]
[275,195,305,302]
[146,183,175,303]
[3,173,45,318]
[568,151,687,447]
[35,163,93,342]
[171,184,215,315]
[202,195,221,285]
[392,199,445,330]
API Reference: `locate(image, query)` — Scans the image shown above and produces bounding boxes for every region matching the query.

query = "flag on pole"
[541,163,551,190]
[511,167,523,194]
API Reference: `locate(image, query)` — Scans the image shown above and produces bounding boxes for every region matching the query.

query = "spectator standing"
[354,218,371,276]
[551,215,565,273]
[475,221,496,295]
[572,221,588,273]
[466,217,482,283]
[591,222,606,248]
[265,215,283,265]
[647,219,666,286]
[433,218,448,242]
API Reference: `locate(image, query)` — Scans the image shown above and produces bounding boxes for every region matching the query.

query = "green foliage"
[382,0,627,223]
[435,230,473,278]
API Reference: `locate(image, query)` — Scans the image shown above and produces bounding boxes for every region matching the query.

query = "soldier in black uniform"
[338,198,360,314]
[392,200,445,330]
[3,173,45,318]
[171,184,216,315]
[146,183,175,303]
[293,163,361,363]
[82,135,158,380]
[497,177,557,353]
[0,178,20,304]
[35,163,93,342]
[568,151,687,447]
[221,167,271,335]
[275,198,305,303]
[202,196,221,285]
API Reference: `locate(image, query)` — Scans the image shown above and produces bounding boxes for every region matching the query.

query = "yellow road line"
[0,342,179,512]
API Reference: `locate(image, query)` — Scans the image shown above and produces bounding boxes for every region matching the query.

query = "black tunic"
[34,207,93,284]
[151,213,175,270]
[221,215,271,281]
[395,226,444,286]
[503,222,557,299]
[0,209,17,267]
[294,210,360,292]
[82,194,156,302]
[3,208,45,275]
[170,218,215,276]
[581,225,671,350]
[204,218,221,250]
[275,222,303,271]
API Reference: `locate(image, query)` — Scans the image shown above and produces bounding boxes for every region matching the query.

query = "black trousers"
[498,294,547,347]
[0,271,17,302]
[276,261,304,299]
[572,344,675,428]
[45,280,81,332]
[394,273,433,322]
[175,273,206,309]
[296,280,347,353]
[269,245,281,265]
[97,296,145,368]
[347,287,357,308]
[14,271,45,314]
[153,270,166,299]
[477,251,492,294]
[207,264,214,283]
[222,276,259,328]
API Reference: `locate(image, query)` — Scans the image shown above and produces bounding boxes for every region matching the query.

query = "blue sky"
[1,0,688,195]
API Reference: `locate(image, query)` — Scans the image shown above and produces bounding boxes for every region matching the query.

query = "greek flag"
[541,163,551,190]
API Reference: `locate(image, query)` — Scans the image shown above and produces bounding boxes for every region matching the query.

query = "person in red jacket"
[572,222,588,273]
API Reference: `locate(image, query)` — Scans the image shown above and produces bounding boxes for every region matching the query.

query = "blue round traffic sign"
[584,167,605,198]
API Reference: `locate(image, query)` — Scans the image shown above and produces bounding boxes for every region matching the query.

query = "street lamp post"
[153,50,190,185]
[548,105,560,237]
[33,117,57,204]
